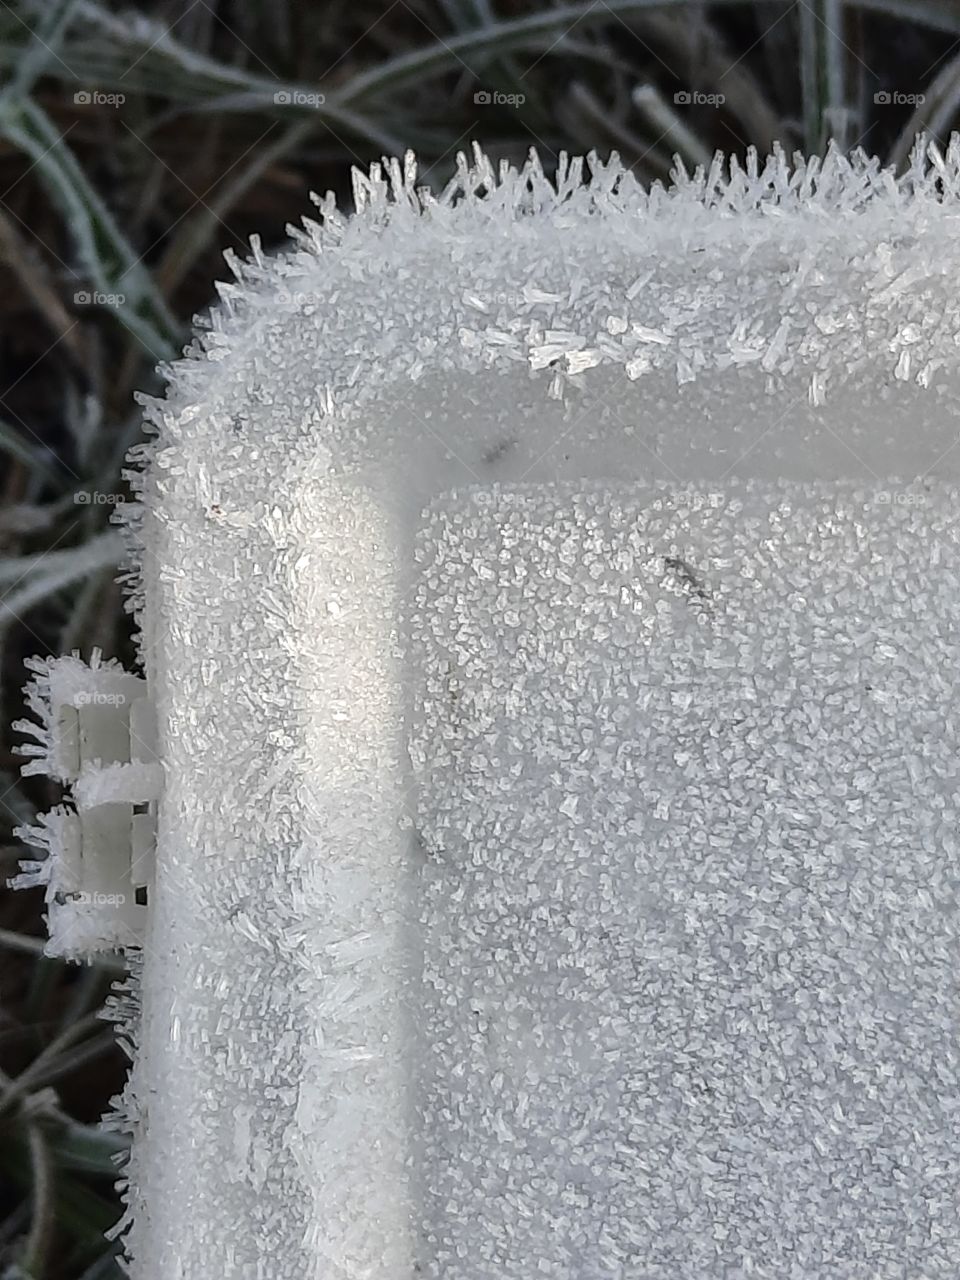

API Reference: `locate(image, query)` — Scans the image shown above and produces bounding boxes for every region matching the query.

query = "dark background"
[0,1,957,1274]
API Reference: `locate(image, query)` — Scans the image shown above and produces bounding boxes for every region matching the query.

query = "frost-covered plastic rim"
[33,141,960,1276]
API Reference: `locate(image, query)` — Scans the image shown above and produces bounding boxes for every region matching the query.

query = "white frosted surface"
[409,482,960,1278]
[107,146,960,1277]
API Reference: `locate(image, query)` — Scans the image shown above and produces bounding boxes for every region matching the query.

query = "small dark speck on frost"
[664,554,711,605]
[482,438,516,465]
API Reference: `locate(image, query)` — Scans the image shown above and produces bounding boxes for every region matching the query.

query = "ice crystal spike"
[24,142,960,1277]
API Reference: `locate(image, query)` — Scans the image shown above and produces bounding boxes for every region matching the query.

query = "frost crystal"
[71,142,960,1276]
[409,483,960,1277]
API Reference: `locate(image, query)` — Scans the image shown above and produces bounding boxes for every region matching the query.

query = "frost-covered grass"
[1,0,960,1275]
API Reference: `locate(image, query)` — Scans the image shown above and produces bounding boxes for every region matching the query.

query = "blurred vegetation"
[1,0,959,1274]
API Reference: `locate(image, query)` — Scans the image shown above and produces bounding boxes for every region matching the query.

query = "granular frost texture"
[409,482,960,1279]
[54,143,960,1277]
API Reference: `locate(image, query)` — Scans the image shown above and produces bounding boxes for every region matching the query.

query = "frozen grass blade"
[632,83,714,169]
[853,0,960,31]
[800,0,849,151]
[630,11,783,153]
[888,56,960,168]
[0,99,180,361]
[0,417,60,482]
[563,82,673,177]
[338,1,751,105]
[1,0,82,104]
[48,1123,127,1179]
[0,531,125,590]
[23,1123,54,1279]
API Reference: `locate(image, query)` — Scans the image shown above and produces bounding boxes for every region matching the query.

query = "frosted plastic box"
[18,144,960,1278]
